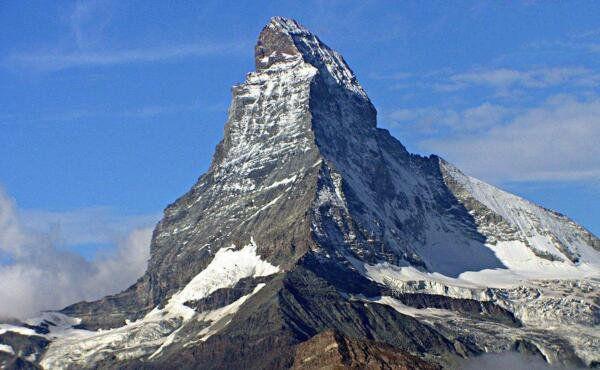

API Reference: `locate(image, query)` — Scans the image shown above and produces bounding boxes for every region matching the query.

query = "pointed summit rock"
[4,17,599,369]
[255,17,303,70]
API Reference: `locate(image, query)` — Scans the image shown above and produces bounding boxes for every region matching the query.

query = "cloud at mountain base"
[0,186,155,319]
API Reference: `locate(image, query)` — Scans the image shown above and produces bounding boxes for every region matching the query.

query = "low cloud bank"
[0,186,155,319]
[456,352,584,370]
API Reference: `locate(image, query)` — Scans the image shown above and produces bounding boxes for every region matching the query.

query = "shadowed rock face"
[255,22,300,70]
[28,16,599,370]
[0,332,48,369]
[388,293,522,328]
[89,264,456,370]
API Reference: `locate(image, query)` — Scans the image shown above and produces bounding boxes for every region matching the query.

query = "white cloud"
[422,95,600,182]
[0,186,156,319]
[7,42,247,71]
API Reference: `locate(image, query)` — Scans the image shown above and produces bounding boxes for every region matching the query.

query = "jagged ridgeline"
[1,17,599,370]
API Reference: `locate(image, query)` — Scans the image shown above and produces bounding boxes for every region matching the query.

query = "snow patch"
[262,175,297,190]
[0,324,39,337]
[150,283,267,359]
[197,282,266,342]
[0,344,15,355]
[167,238,279,311]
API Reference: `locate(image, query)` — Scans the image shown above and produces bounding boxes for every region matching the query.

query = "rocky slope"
[1,17,599,369]
[291,330,441,369]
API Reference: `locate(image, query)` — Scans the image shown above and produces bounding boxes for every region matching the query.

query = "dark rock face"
[0,332,48,369]
[277,264,455,356]
[62,18,323,328]
[389,293,521,327]
[37,16,600,369]
[255,22,300,70]
[107,263,455,370]
[0,354,41,370]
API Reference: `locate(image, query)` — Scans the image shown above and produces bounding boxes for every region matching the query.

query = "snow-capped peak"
[266,16,311,36]
[255,16,369,99]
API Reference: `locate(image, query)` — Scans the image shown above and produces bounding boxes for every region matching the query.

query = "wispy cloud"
[369,71,414,81]
[7,42,248,71]
[377,66,600,98]
[571,27,600,40]
[118,102,226,119]
[68,0,114,49]
[381,64,600,185]
[566,41,600,54]
[0,186,158,319]
[387,102,511,135]
[528,27,600,56]
[4,0,249,71]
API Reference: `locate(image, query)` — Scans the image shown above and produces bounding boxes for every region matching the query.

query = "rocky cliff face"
[1,17,599,369]
[291,330,441,369]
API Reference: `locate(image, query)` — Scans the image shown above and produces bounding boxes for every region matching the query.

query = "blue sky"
[1,1,599,313]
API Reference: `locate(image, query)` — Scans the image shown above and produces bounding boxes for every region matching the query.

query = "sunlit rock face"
[2,16,599,370]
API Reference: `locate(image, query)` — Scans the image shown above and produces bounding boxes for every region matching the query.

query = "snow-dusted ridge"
[440,159,600,265]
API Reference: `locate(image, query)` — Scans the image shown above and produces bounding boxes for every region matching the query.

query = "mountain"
[1,17,599,370]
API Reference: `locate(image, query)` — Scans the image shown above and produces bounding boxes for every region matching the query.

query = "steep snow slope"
[440,159,600,265]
